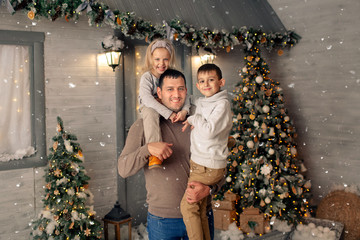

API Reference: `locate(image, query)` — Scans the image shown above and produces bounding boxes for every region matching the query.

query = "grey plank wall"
[267,0,360,205]
[192,0,360,207]
[0,8,118,239]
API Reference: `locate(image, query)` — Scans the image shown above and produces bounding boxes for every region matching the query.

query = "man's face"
[157,76,187,112]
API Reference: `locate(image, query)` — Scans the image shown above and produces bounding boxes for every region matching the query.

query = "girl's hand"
[173,110,188,122]
[169,112,177,123]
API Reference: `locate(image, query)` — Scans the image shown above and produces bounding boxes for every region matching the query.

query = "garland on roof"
[8,0,301,51]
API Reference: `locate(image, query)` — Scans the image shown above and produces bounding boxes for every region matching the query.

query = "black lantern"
[103,201,132,240]
[105,50,121,72]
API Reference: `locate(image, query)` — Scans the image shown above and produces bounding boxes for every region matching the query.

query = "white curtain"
[0,45,35,162]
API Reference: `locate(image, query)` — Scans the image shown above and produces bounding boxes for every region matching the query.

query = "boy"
[181,64,233,240]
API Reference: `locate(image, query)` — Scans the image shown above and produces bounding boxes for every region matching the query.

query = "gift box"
[239,207,265,235]
[213,208,237,230]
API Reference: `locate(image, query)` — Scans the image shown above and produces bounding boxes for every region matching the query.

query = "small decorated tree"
[215,46,312,226]
[31,117,102,239]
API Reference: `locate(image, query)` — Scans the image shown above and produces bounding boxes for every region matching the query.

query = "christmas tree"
[31,117,102,239]
[215,46,312,225]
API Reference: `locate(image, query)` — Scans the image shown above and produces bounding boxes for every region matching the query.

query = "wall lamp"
[102,35,124,72]
[105,50,122,72]
[199,47,216,64]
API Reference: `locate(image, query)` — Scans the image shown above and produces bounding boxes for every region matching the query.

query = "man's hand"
[185,181,211,204]
[173,110,188,122]
[147,142,173,161]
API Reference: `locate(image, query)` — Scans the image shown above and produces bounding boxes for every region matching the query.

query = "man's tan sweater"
[118,117,192,218]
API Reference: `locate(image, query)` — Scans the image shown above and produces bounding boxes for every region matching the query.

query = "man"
[118,69,222,240]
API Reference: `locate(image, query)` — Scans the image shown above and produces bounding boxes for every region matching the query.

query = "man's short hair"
[197,63,222,80]
[159,69,186,89]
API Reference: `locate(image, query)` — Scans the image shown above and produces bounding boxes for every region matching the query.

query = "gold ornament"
[56,123,62,132]
[27,10,35,20]
[84,228,91,237]
[53,141,58,151]
[54,168,61,177]
[69,221,74,229]
[116,17,122,25]
[227,137,236,149]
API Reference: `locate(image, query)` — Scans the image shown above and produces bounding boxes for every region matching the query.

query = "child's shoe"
[148,155,162,169]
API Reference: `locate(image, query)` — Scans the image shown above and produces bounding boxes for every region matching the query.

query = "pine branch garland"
[9,0,301,53]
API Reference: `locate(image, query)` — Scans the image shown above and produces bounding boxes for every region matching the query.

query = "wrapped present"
[212,199,235,210]
[239,207,265,235]
[224,191,240,202]
[213,191,239,210]
[213,208,237,230]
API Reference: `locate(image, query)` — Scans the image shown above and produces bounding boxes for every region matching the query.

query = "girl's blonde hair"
[144,38,176,71]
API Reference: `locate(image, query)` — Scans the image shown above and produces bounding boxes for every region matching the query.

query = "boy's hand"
[147,142,173,161]
[169,112,177,123]
[182,120,191,132]
[173,110,188,122]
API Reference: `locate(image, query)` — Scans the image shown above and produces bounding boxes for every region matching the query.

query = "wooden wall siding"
[0,8,118,239]
[266,0,360,204]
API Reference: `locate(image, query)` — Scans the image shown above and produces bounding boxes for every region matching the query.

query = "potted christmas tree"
[31,117,102,239]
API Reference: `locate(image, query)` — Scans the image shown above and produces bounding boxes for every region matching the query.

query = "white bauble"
[242,67,248,73]
[291,147,297,155]
[254,121,259,127]
[262,105,270,113]
[268,148,274,155]
[243,86,248,92]
[226,176,232,182]
[284,116,290,122]
[255,76,263,84]
[264,197,271,204]
[247,141,254,149]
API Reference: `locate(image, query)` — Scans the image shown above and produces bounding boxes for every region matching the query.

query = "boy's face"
[151,48,171,78]
[196,70,225,97]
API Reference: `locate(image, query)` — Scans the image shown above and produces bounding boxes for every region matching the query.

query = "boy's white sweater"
[187,90,233,169]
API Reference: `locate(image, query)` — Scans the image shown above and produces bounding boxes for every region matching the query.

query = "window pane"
[0,45,34,162]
